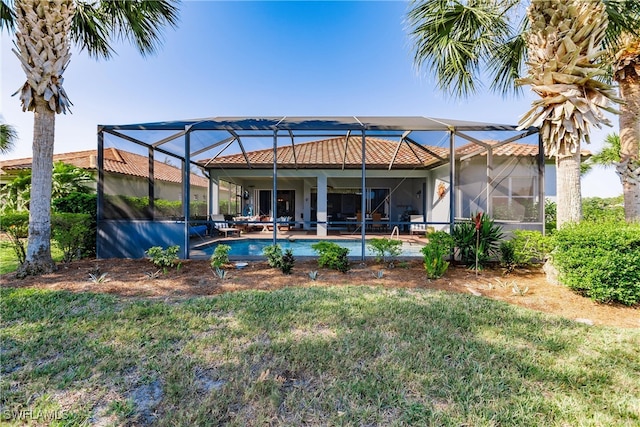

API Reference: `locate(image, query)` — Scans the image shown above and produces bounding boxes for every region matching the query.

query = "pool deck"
[190,229,429,259]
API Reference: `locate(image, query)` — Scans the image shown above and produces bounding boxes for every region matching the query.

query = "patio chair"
[410,215,426,236]
[211,214,240,238]
[372,212,384,232]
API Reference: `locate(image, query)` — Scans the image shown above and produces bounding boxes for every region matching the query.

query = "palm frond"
[603,0,640,49]
[488,17,527,97]
[0,123,17,154]
[407,0,520,99]
[71,1,113,59]
[0,0,14,32]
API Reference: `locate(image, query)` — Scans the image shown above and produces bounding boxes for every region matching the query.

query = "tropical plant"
[51,213,91,263]
[611,31,640,222]
[311,241,350,273]
[51,162,93,199]
[0,170,31,213]
[421,231,453,279]
[0,211,29,264]
[518,0,621,228]
[0,122,17,154]
[210,244,231,269]
[452,213,503,269]
[280,249,295,275]
[582,133,621,174]
[407,0,636,229]
[263,244,283,268]
[1,0,179,277]
[366,237,402,267]
[146,245,181,274]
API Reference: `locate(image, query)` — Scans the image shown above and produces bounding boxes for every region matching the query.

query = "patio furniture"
[211,214,240,238]
[410,215,426,236]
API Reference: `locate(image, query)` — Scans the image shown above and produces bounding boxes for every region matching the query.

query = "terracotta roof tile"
[1,148,208,187]
[204,137,450,169]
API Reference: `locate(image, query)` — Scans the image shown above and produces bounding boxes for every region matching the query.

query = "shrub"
[452,213,503,269]
[551,221,640,305]
[499,241,516,272]
[51,213,92,263]
[280,249,295,274]
[510,230,552,267]
[367,238,402,266]
[311,241,350,273]
[263,244,283,268]
[421,231,453,279]
[582,196,625,223]
[53,192,97,256]
[0,211,29,264]
[146,245,181,273]
[545,199,557,233]
[211,244,231,269]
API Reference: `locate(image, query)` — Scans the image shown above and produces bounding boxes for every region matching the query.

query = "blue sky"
[0,0,621,197]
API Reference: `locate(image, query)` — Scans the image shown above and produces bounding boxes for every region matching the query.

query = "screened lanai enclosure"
[96,116,542,259]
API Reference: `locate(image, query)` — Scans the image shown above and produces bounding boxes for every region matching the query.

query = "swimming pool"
[194,238,426,258]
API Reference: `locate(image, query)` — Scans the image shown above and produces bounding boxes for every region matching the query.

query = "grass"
[0,240,65,275]
[1,286,639,426]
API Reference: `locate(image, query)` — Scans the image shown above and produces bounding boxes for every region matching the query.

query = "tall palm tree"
[1,0,179,277]
[518,0,620,227]
[407,0,632,229]
[612,34,640,221]
[0,122,17,154]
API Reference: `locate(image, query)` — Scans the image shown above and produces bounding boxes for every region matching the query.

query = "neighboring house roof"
[0,148,209,187]
[205,136,451,169]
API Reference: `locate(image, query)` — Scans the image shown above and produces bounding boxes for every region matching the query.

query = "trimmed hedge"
[551,221,640,305]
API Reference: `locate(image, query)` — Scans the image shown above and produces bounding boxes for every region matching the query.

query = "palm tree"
[582,133,621,175]
[407,0,631,229]
[0,0,179,277]
[0,122,17,154]
[612,34,640,221]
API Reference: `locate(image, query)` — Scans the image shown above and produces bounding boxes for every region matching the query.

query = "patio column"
[316,173,328,237]
[303,179,312,230]
[209,175,219,215]
[182,129,191,259]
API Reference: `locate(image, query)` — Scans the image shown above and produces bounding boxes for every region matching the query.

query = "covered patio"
[96,116,541,259]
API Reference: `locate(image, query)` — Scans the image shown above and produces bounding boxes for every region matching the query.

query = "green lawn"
[0,240,64,275]
[1,286,639,426]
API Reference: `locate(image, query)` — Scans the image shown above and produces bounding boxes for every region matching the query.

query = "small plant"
[311,241,350,273]
[512,282,529,296]
[211,244,231,269]
[89,272,110,284]
[499,240,516,273]
[146,245,181,274]
[367,238,402,267]
[263,244,283,268]
[215,267,227,279]
[280,249,295,274]
[494,278,513,289]
[308,270,319,281]
[421,231,453,279]
[0,212,29,264]
[145,270,162,280]
[51,213,91,263]
[372,269,385,279]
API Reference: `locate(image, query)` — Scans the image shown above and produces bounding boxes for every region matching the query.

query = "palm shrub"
[421,231,453,279]
[499,241,516,273]
[367,238,402,266]
[452,213,503,269]
[280,249,295,274]
[551,221,640,305]
[311,241,350,273]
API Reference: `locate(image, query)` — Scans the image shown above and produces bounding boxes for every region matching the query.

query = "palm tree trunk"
[618,75,640,222]
[556,145,582,228]
[17,98,56,277]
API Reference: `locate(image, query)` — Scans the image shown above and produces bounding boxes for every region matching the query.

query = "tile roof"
[204,136,451,169]
[456,141,591,158]
[0,148,209,187]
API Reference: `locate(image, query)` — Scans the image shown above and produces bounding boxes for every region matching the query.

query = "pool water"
[198,238,425,258]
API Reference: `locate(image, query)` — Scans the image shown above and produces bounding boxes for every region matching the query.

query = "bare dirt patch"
[2,258,638,328]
